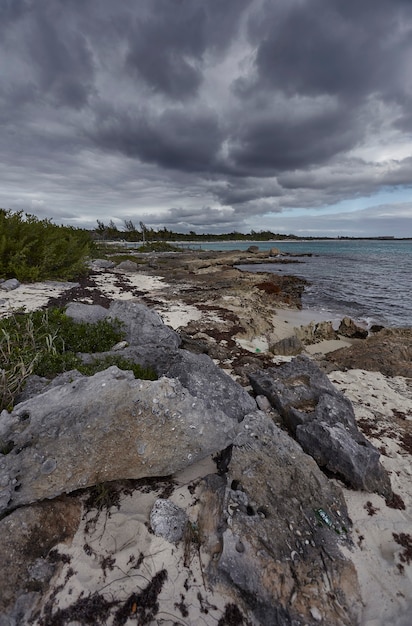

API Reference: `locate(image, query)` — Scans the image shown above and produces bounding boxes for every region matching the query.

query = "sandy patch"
[0,281,79,317]
[33,457,239,625]
[153,300,203,329]
[329,369,412,626]
[305,337,354,355]
[92,271,167,299]
[235,307,354,355]
[275,306,342,329]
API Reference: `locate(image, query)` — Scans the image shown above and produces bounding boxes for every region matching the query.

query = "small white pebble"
[310,607,322,622]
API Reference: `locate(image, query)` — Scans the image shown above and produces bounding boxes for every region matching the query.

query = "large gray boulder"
[108,300,181,349]
[201,411,362,626]
[76,298,256,422]
[0,367,239,515]
[0,278,20,291]
[156,350,257,422]
[249,356,392,497]
[116,260,139,272]
[65,302,109,323]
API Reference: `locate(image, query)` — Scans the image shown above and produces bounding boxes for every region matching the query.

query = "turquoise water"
[196,240,411,328]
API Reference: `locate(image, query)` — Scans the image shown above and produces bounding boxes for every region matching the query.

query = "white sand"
[0,281,79,317]
[329,370,412,626]
[35,457,236,625]
[92,271,166,299]
[0,272,204,330]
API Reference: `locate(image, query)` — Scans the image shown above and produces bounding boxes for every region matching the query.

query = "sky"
[2,0,412,237]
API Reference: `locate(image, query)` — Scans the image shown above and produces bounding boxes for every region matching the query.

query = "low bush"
[78,355,157,380]
[0,209,94,282]
[136,241,182,253]
[0,308,156,411]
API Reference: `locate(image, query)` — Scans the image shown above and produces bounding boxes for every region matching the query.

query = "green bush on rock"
[0,209,94,282]
[0,308,156,411]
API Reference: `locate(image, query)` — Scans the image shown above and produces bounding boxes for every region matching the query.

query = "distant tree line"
[92,219,300,242]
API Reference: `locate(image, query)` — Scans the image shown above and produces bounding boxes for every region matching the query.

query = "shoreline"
[1,251,412,625]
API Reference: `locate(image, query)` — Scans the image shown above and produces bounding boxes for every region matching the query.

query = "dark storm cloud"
[227,103,361,174]
[1,0,412,235]
[126,0,249,99]
[27,10,95,109]
[248,0,412,103]
[226,0,412,175]
[92,105,222,172]
[126,3,206,100]
[1,0,95,110]
[147,205,246,234]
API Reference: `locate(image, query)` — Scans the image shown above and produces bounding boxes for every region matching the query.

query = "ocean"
[193,240,412,329]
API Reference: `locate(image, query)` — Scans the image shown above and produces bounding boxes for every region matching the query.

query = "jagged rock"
[150,499,187,543]
[0,367,239,515]
[116,260,139,272]
[270,334,304,356]
[0,498,81,622]
[65,302,109,323]
[269,247,281,256]
[247,245,259,253]
[338,316,368,339]
[249,356,392,497]
[156,349,257,422]
[69,301,254,421]
[96,344,257,423]
[202,411,362,626]
[88,259,116,269]
[0,278,20,291]
[295,320,337,344]
[14,371,86,404]
[108,300,181,350]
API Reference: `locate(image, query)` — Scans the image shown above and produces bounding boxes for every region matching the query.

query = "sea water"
[195,240,411,328]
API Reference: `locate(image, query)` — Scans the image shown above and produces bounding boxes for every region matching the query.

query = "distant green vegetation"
[92,219,300,243]
[0,209,94,282]
[136,241,183,252]
[78,354,157,380]
[0,308,156,411]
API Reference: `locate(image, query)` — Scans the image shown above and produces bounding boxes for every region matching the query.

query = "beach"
[1,249,411,625]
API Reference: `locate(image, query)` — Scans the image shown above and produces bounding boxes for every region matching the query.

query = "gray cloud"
[92,105,222,172]
[261,203,412,238]
[1,0,412,236]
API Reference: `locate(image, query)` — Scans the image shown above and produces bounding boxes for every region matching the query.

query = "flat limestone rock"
[0,367,239,515]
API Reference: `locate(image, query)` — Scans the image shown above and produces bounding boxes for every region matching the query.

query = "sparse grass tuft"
[0,308,156,411]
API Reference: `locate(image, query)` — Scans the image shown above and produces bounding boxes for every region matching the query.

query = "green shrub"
[0,209,94,282]
[136,241,182,253]
[0,308,156,411]
[78,355,157,380]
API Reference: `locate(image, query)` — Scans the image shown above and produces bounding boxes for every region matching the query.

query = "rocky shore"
[0,249,411,625]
